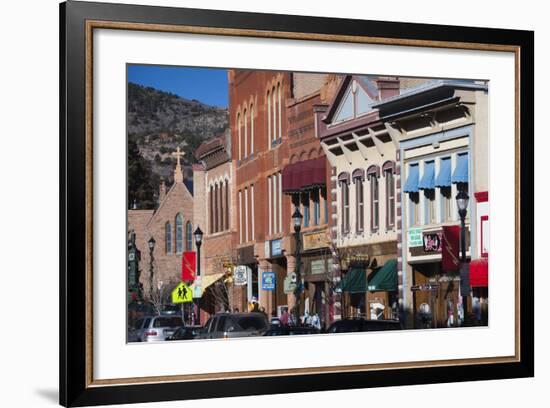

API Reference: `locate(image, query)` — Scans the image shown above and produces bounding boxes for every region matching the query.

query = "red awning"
[470,258,488,287]
[282,157,327,193]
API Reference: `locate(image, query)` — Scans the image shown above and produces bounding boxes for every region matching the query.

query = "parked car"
[199,313,268,339]
[160,304,181,315]
[128,315,185,342]
[326,318,402,334]
[263,326,320,336]
[165,325,202,341]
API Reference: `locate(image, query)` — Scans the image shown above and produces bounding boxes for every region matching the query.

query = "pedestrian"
[280,307,289,326]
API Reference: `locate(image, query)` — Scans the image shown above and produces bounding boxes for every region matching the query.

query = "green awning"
[367,259,397,292]
[339,267,367,293]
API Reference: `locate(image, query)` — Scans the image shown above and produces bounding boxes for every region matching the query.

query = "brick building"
[228,69,295,317]
[281,73,341,327]
[127,147,194,304]
[193,129,243,321]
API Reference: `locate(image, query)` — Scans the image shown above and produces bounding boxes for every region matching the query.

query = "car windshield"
[229,315,267,331]
[153,317,183,328]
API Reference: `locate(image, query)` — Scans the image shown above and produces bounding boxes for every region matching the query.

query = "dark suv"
[326,318,402,333]
[199,313,268,339]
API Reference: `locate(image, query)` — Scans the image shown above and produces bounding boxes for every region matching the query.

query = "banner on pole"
[182,251,196,282]
[442,225,460,272]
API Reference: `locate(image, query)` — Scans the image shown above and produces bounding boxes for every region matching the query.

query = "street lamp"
[456,189,470,325]
[147,236,155,301]
[193,226,203,325]
[292,207,303,325]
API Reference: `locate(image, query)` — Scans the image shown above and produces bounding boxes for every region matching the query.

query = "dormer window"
[332,80,373,124]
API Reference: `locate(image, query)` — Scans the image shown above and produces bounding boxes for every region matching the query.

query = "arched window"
[353,170,365,233]
[383,162,396,229]
[272,86,277,143]
[237,112,242,161]
[175,213,183,254]
[277,83,282,140]
[243,108,248,158]
[338,172,350,234]
[267,90,271,148]
[250,104,254,155]
[224,179,230,231]
[165,222,172,253]
[186,221,193,251]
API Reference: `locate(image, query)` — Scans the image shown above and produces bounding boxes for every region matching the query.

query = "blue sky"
[127,65,229,108]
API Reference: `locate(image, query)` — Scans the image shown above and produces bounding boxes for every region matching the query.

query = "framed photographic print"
[60,0,534,406]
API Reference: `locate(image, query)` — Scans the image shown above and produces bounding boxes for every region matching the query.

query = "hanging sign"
[233,265,249,286]
[423,232,442,253]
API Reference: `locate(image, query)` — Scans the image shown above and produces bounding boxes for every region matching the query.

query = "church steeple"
[172,146,185,183]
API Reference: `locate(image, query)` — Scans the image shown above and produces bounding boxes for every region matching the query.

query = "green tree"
[128,140,156,209]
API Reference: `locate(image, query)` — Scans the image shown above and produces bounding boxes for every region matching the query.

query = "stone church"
[128,147,194,301]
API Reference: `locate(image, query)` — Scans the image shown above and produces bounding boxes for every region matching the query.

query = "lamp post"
[193,226,203,325]
[456,189,470,325]
[292,207,303,326]
[147,236,155,302]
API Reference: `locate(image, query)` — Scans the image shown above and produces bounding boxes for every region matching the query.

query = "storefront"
[338,248,399,321]
[237,245,258,313]
[407,226,470,328]
[264,237,288,317]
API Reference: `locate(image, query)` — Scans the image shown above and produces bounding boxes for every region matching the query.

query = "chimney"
[159,178,166,203]
[376,77,400,100]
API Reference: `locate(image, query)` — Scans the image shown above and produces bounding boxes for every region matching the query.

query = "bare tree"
[149,276,176,315]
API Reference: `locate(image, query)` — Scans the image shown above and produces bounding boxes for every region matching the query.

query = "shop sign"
[310,259,327,275]
[284,275,297,294]
[271,239,283,257]
[411,283,440,291]
[303,231,329,251]
[233,265,249,286]
[262,271,276,291]
[423,232,442,253]
[408,227,423,247]
[264,241,270,258]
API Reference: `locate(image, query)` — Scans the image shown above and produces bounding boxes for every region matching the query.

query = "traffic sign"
[171,282,193,304]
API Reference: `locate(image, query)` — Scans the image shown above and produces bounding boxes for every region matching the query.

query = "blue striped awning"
[435,157,452,187]
[452,153,469,184]
[418,161,435,190]
[403,163,419,193]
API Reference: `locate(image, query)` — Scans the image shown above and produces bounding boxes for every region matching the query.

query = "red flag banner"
[182,251,196,282]
[442,225,460,272]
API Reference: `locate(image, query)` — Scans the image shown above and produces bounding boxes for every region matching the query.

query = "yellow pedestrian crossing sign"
[171,282,193,304]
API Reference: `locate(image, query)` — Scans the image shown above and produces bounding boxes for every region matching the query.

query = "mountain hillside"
[127,82,228,208]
